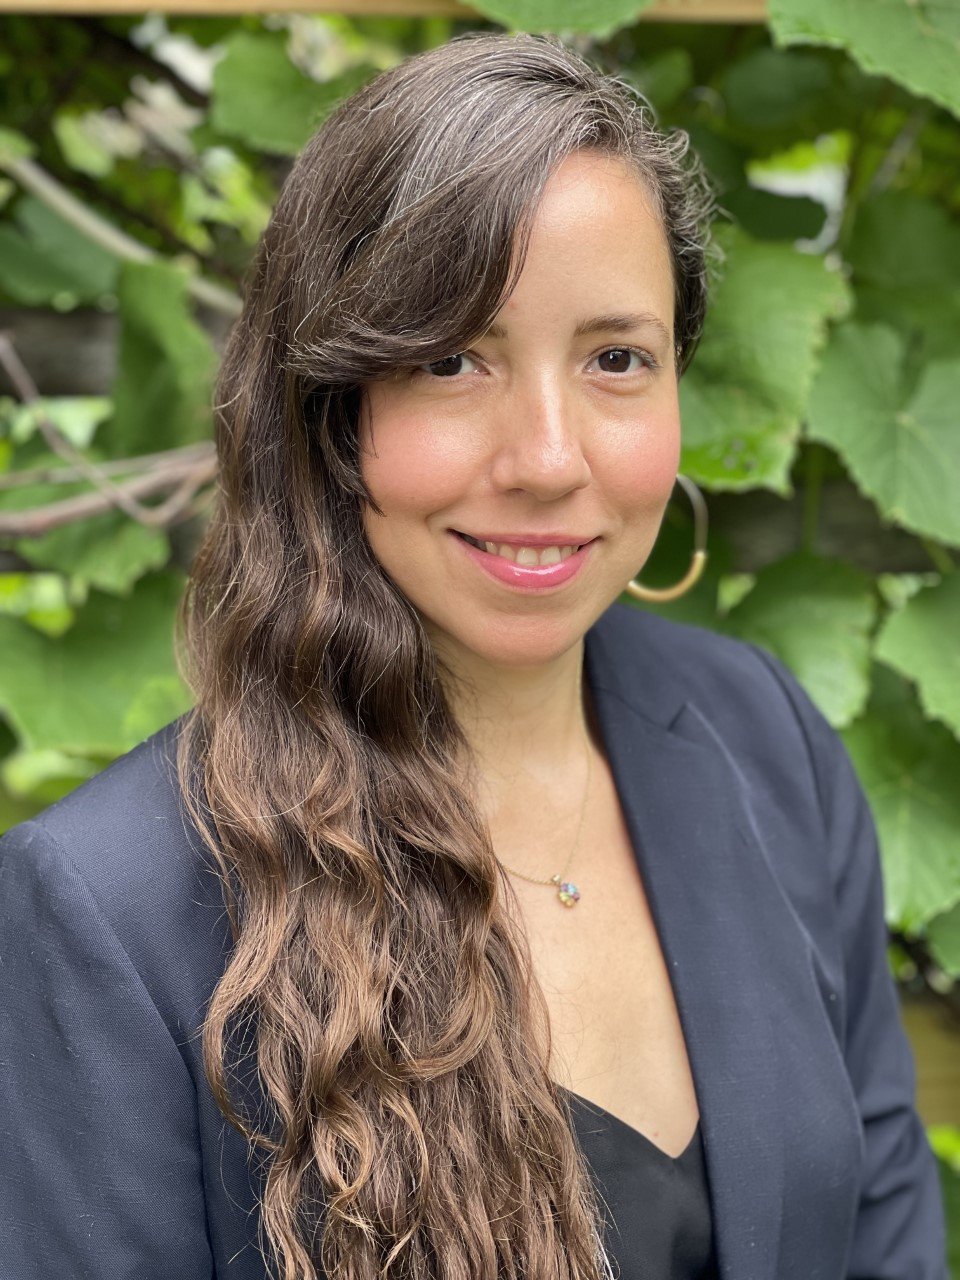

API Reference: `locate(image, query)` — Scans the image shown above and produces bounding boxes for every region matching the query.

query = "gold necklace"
[496,717,592,909]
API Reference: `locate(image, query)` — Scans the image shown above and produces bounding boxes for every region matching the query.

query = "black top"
[563,1088,720,1280]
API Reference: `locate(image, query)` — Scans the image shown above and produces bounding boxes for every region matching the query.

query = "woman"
[0,31,948,1280]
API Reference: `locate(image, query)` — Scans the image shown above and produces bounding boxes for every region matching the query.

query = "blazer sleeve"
[0,818,214,1280]
[747,643,949,1280]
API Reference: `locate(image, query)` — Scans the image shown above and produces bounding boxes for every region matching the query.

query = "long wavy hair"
[174,30,718,1280]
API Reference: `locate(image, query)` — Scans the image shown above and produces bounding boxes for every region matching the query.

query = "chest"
[496,751,701,1158]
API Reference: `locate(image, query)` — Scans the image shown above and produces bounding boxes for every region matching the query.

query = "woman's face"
[358,149,681,670]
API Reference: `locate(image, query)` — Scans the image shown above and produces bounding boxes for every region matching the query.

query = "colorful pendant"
[550,874,581,907]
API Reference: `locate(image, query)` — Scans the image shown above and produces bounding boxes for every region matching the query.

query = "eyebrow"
[484,311,673,347]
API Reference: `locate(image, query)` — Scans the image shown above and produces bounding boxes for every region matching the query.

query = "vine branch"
[0,331,217,536]
[0,148,241,318]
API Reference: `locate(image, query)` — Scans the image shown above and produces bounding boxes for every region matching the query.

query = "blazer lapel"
[584,608,862,1280]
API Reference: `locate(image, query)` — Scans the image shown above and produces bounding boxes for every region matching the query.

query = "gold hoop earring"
[624,473,709,603]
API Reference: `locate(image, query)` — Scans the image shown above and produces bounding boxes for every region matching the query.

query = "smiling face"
[358,149,681,671]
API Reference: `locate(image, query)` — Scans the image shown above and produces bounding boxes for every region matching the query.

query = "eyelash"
[413,346,661,380]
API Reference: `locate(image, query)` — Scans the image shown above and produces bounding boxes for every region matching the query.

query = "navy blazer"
[0,601,948,1279]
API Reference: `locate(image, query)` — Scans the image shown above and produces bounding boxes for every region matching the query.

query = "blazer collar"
[582,604,862,1280]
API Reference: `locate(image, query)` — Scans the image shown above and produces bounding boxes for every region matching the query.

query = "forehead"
[499,150,674,336]
[533,150,662,228]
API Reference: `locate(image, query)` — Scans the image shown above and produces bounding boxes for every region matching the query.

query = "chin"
[441,611,589,665]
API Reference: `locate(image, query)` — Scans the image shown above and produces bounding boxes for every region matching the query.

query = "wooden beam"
[0,0,766,19]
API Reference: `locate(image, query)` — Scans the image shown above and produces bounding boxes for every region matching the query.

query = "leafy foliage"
[101,260,219,455]
[842,663,960,932]
[722,550,876,727]
[679,221,851,493]
[769,0,960,121]
[874,572,960,738]
[806,323,960,547]
[0,0,957,1086]
[211,30,378,155]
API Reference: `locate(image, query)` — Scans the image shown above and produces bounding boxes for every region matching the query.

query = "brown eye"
[597,348,647,374]
[419,353,478,378]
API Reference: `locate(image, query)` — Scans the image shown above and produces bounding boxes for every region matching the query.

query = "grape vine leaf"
[211,31,374,156]
[4,396,112,449]
[0,195,117,306]
[679,223,852,494]
[15,510,170,597]
[847,191,960,291]
[717,46,838,146]
[874,571,960,740]
[805,321,960,547]
[769,0,960,121]
[0,570,191,758]
[99,259,218,456]
[841,663,960,932]
[926,902,960,979]
[721,550,876,727]
[847,192,960,383]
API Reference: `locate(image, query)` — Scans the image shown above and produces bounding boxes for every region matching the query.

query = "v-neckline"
[560,1085,701,1164]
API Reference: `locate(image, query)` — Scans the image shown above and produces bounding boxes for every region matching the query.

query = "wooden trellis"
[0,0,767,18]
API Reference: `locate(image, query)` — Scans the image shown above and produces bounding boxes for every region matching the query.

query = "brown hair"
[175,30,717,1280]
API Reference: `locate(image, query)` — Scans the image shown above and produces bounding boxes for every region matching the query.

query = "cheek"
[360,402,476,521]
[601,408,681,517]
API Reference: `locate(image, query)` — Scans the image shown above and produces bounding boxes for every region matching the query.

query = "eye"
[416,352,479,378]
[593,347,658,375]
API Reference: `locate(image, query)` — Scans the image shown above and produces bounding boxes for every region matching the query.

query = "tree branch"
[0,331,217,535]
[0,147,241,317]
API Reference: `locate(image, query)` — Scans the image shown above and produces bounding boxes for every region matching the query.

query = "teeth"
[482,541,577,566]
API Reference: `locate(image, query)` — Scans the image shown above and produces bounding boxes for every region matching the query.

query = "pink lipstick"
[448,530,598,592]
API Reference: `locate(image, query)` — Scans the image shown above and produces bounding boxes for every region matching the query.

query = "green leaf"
[121,675,193,745]
[719,186,827,242]
[769,0,960,120]
[467,0,655,37]
[622,49,693,112]
[0,569,191,757]
[0,127,36,162]
[211,31,374,155]
[53,110,117,178]
[722,550,876,727]
[4,396,112,448]
[0,572,81,638]
[874,572,960,739]
[718,47,836,142]
[925,901,960,979]
[841,663,960,931]
[847,193,960,383]
[847,192,960,291]
[0,782,45,834]
[876,571,940,612]
[100,259,217,455]
[679,223,852,493]
[0,195,118,306]
[0,747,100,804]
[14,510,170,597]
[805,321,960,547]
[854,283,960,389]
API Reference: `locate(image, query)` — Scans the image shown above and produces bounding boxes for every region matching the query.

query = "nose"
[488,374,592,500]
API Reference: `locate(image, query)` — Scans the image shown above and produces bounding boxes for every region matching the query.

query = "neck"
[430,629,596,821]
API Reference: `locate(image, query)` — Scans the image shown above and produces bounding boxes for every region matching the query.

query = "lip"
[451,530,597,549]
[448,529,597,591]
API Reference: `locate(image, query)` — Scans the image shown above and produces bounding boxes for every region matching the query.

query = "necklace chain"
[496,705,592,908]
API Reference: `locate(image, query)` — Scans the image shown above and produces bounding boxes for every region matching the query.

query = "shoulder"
[595,599,824,746]
[0,715,229,1022]
[1,716,202,908]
